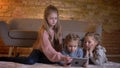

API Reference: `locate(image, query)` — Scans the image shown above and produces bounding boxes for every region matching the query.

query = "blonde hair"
[64,33,80,48]
[84,32,101,45]
[37,5,62,51]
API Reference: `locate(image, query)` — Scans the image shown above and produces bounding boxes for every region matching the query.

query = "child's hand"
[84,60,89,68]
[85,49,89,58]
[63,56,72,66]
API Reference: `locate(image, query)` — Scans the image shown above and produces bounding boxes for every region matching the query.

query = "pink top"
[34,30,65,62]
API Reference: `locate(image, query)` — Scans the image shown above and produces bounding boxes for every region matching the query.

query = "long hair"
[84,32,101,45]
[37,5,62,51]
[82,32,101,57]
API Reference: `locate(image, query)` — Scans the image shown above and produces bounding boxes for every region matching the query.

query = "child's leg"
[0,57,35,64]
[33,49,56,64]
[0,49,40,65]
[0,49,56,64]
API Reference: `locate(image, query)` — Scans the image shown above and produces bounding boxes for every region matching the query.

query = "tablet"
[71,58,88,67]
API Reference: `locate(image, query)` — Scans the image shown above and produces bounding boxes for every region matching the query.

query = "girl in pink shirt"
[0,5,72,66]
[32,5,72,64]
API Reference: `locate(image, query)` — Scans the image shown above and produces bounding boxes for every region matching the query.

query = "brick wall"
[102,30,120,62]
[0,0,120,62]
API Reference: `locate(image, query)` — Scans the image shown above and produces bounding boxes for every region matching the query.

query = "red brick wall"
[0,0,120,62]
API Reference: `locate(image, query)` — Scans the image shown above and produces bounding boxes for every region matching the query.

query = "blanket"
[0,61,120,68]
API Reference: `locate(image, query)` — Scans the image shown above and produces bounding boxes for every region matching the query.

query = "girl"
[59,33,83,66]
[83,32,108,66]
[0,5,72,65]
[62,33,83,58]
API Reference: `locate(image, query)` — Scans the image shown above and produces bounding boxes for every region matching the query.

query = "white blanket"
[0,61,120,68]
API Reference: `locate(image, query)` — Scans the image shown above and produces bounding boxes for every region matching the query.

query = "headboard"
[60,20,102,39]
[9,18,102,40]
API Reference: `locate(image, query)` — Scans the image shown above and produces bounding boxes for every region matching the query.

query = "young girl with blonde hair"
[59,33,83,66]
[62,33,83,58]
[83,32,108,66]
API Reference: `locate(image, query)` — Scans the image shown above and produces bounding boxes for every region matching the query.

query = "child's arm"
[89,55,101,65]
[83,49,89,67]
[89,46,107,65]
[84,48,101,66]
[41,31,66,62]
[41,31,72,64]
[58,51,67,65]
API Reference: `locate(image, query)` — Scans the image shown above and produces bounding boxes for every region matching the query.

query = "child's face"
[66,40,78,53]
[47,12,58,27]
[83,36,98,50]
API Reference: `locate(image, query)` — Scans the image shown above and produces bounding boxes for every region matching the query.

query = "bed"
[0,61,120,68]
